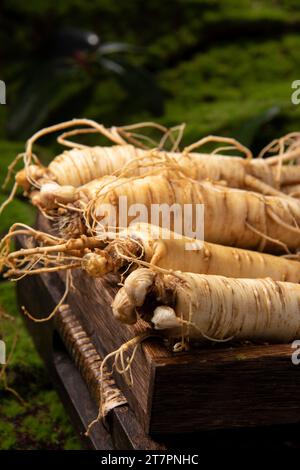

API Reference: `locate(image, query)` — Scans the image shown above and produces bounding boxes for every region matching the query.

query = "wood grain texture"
[55,304,127,416]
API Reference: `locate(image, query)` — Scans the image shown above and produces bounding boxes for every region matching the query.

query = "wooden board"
[19,216,300,435]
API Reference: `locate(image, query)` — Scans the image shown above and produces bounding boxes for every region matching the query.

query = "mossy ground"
[0,283,81,449]
[0,142,82,450]
[1,0,300,450]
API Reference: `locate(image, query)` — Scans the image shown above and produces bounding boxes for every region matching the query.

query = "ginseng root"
[4,125,300,215]
[282,183,300,198]
[28,173,300,252]
[112,268,300,343]
[80,175,300,253]
[15,138,300,197]
[0,119,181,213]
[3,223,300,290]
[82,223,300,281]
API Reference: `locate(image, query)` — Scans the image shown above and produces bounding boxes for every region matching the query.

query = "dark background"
[1,0,300,449]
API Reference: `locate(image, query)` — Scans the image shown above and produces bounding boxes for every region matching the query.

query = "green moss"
[18,390,82,448]
[0,389,81,449]
[0,278,81,449]
[0,196,35,235]
[0,140,80,450]
[0,421,17,449]
[1,399,25,419]
[0,359,82,449]
[158,35,300,146]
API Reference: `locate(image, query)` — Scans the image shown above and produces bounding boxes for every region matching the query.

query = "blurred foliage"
[1,0,300,450]
[159,34,300,147]
[6,27,163,138]
[0,0,300,149]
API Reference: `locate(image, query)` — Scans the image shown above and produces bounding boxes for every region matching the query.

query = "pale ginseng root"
[7,127,300,212]
[15,137,300,199]
[258,131,300,161]
[81,222,300,282]
[6,117,183,190]
[112,268,300,344]
[3,222,300,284]
[81,175,300,253]
[282,183,300,198]
[31,174,300,252]
[0,118,183,214]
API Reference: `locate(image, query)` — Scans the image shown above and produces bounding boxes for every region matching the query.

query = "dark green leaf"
[97,57,164,115]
